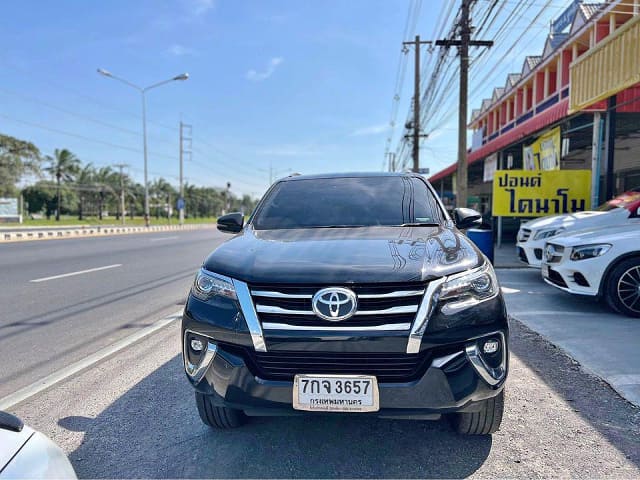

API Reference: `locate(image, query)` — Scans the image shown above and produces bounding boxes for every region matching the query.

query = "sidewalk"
[493,241,524,268]
[0,223,214,243]
[496,266,640,407]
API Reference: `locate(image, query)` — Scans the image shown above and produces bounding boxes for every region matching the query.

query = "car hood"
[522,208,628,231]
[203,225,483,284]
[549,224,640,246]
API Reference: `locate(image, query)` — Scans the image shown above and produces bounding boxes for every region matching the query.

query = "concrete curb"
[0,223,214,243]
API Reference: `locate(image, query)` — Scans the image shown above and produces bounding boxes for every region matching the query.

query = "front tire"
[605,258,640,318]
[195,392,247,428]
[450,389,504,435]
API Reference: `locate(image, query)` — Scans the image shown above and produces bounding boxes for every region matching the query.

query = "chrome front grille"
[249,283,425,330]
[518,228,532,242]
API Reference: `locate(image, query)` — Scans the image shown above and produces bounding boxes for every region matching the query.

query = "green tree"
[94,166,119,220]
[45,149,81,221]
[75,163,95,220]
[0,133,41,197]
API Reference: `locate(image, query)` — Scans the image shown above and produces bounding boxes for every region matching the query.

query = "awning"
[429,98,569,183]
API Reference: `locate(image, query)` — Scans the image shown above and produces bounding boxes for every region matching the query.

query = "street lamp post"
[97,68,189,227]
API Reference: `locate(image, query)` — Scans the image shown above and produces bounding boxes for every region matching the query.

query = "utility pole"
[403,36,432,172]
[179,121,192,225]
[436,0,492,208]
[114,163,128,225]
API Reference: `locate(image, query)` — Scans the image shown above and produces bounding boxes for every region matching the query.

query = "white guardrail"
[0,223,215,243]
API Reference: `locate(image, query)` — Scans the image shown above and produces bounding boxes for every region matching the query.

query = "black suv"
[182,173,508,435]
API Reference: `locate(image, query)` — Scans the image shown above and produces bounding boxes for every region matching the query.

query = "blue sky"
[0,0,572,198]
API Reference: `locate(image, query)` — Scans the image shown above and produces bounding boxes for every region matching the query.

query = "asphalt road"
[0,228,225,398]
[498,267,640,406]
[9,319,640,478]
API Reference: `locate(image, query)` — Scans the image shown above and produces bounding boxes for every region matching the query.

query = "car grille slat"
[248,350,431,382]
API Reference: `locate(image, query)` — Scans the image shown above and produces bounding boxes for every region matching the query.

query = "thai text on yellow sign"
[523,126,561,171]
[492,170,591,217]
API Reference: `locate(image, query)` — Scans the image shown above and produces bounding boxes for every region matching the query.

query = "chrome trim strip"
[465,331,507,386]
[256,304,418,316]
[250,290,312,299]
[355,305,418,315]
[233,279,267,352]
[183,329,218,383]
[256,305,310,315]
[406,277,447,354]
[358,290,425,299]
[251,289,425,300]
[430,351,463,369]
[261,322,412,331]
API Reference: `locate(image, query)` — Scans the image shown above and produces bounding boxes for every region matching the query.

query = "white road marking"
[149,236,179,242]
[0,310,182,410]
[30,264,122,283]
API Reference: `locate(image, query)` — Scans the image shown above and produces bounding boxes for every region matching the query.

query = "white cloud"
[350,123,389,137]
[246,57,284,82]
[168,44,196,56]
[190,0,215,16]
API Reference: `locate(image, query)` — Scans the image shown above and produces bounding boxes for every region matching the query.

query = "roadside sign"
[177,197,185,210]
[492,170,591,217]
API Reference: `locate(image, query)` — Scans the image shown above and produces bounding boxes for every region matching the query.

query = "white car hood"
[550,224,640,246]
[523,208,628,231]
[0,426,34,472]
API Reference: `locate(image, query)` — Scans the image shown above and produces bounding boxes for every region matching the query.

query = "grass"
[11,216,217,227]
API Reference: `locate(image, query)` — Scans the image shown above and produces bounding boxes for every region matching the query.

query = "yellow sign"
[492,170,591,217]
[523,127,561,171]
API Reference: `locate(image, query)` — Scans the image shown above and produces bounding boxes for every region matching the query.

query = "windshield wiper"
[396,222,440,227]
[306,225,367,229]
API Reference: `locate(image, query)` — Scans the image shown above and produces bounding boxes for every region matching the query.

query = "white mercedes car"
[517,190,640,267]
[0,411,76,479]
[541,223,640,317]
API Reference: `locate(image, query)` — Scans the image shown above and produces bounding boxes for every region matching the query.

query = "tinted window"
[252,176,444,229]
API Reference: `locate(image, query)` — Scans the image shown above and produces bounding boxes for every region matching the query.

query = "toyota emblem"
[312,287,358,321]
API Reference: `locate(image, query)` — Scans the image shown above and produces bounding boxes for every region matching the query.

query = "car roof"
[278,172,425,182]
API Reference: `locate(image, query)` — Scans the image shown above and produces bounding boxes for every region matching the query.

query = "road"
[498,267,640,406]
[2,234,639,477]
[0,228,224,398]
[8,318,640,478]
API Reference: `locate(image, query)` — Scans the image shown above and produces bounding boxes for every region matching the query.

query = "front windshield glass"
[252,176,444,229]
[597,191,640,211]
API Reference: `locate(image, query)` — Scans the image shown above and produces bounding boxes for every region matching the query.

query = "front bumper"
[516,241,544,267]
[182,320,508,418]
[541,259,601,297]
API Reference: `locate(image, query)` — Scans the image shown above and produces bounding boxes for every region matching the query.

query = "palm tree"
[75,163,95,220]
[45,149,81,221]
[94,166,118,220]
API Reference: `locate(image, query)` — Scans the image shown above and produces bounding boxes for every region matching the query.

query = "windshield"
[597,191,640,212]
[252,176,444,229]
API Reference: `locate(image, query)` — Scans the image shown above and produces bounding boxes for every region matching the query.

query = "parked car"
[541,223,640,317]
[0,411,76,479]
[517,189,640,267]
[182,172,508,435]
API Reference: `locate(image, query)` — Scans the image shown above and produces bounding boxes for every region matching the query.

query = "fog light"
[190,338,204,352]
[483,339,499,354]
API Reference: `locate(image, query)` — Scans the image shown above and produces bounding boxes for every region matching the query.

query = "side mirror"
[453,207,482,230]
[217,212,244,233]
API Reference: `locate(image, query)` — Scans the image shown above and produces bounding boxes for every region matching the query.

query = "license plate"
[541,264,549,278]
[293,374,379,413]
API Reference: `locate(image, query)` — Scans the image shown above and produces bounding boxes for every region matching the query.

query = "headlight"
[534,227,565,240]
[439,262,499,314]
[191,269,237,301]
[570,243,611,261]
